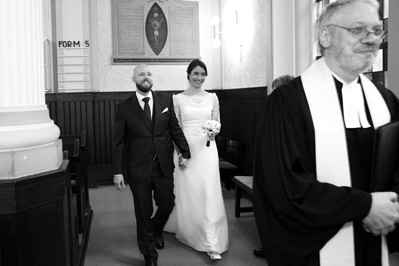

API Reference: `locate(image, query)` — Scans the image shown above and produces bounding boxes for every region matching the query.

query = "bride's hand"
[179,158,189,170]
[178,155,189,170]
[208,133,216,141]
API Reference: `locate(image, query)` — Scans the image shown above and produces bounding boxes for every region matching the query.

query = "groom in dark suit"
[113,64,190,266]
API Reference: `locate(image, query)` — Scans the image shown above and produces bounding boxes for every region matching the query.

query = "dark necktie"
[142,97,151,120]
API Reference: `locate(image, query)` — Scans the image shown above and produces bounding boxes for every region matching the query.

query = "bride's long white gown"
[163,92,229,254]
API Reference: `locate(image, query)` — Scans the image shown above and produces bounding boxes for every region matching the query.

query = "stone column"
[0,0,62,178]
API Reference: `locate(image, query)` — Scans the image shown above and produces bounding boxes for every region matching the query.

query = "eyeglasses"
[326,24,387,40]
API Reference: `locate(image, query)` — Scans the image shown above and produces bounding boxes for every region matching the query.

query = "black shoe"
[155,233,164,250]
[253,247,266,258]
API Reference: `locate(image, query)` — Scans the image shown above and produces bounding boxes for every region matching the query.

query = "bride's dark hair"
[186,59,208,80]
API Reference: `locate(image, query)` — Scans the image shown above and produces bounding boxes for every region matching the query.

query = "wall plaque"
[112,0,200,64]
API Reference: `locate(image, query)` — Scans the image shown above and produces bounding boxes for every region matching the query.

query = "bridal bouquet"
[201,120,221,147]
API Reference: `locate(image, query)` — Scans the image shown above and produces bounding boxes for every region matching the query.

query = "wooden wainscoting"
[46,91,176,186]
[215,87,267,175]
[46,88,266,186]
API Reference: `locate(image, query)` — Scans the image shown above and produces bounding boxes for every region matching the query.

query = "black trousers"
[130,158,175,262]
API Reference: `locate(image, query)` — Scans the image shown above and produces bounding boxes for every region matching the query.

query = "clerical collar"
[329,71,358,86]
[329,71,370,128]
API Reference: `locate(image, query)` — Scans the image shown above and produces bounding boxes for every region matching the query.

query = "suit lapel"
[153,91,171,133]
[152,91,162,131]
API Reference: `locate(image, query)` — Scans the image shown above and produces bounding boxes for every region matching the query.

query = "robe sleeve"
[385,89,399,195]
[252,80,372,266]
[379,86,399,252]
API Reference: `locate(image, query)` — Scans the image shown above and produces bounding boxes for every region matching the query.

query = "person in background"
[253,74,295,259]
[270,75,295,93]
[253,0,399,265]
[163,59,229,260]
[113,64,190,266]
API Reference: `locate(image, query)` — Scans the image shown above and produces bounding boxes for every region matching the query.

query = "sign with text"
[58,40,90,48]
[112,0,200,64]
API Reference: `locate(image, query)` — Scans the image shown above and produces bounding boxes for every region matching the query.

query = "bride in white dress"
[163,59,229,260]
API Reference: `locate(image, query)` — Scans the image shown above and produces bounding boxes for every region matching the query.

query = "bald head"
[133,64,151,76]
[132,64,153,93]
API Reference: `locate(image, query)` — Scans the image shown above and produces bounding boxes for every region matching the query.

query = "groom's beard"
[136,80,153,93]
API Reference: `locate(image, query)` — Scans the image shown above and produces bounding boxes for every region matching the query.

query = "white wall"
[294,0,313,76]
[269,0,313,93]
[221,0,268,90]
[94,0,275,92]
[271,0,295,79]
[60,0,399,95]
[91,0,315,92]
[217,0,313,93]
[388,0,399,96]
[97,0,213,92]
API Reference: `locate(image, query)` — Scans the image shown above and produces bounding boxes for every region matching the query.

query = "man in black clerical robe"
[253,75,399,266]
[253,1,399,266]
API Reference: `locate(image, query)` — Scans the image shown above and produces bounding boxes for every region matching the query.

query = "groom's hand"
[178,155,189,170]
[114,174,125,191]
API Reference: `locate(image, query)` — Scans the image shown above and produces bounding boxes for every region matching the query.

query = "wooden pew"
[61,137,80,265]
[217,137,239,189]
[60,131,90,234]
[232,175,253,217]
[61,131,93,266]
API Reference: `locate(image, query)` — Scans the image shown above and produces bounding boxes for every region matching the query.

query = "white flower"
[201,120,221,136]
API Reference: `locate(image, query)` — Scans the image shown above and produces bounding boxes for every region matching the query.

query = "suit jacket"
[113,91,190,182]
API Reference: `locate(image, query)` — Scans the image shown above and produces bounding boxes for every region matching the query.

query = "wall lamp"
[211,16,222,48]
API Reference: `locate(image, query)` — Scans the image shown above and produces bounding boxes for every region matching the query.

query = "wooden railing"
[46,87,267,186]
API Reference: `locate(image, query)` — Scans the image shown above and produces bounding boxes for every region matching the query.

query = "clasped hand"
[362,192,399,236]
[178,154,189,170]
